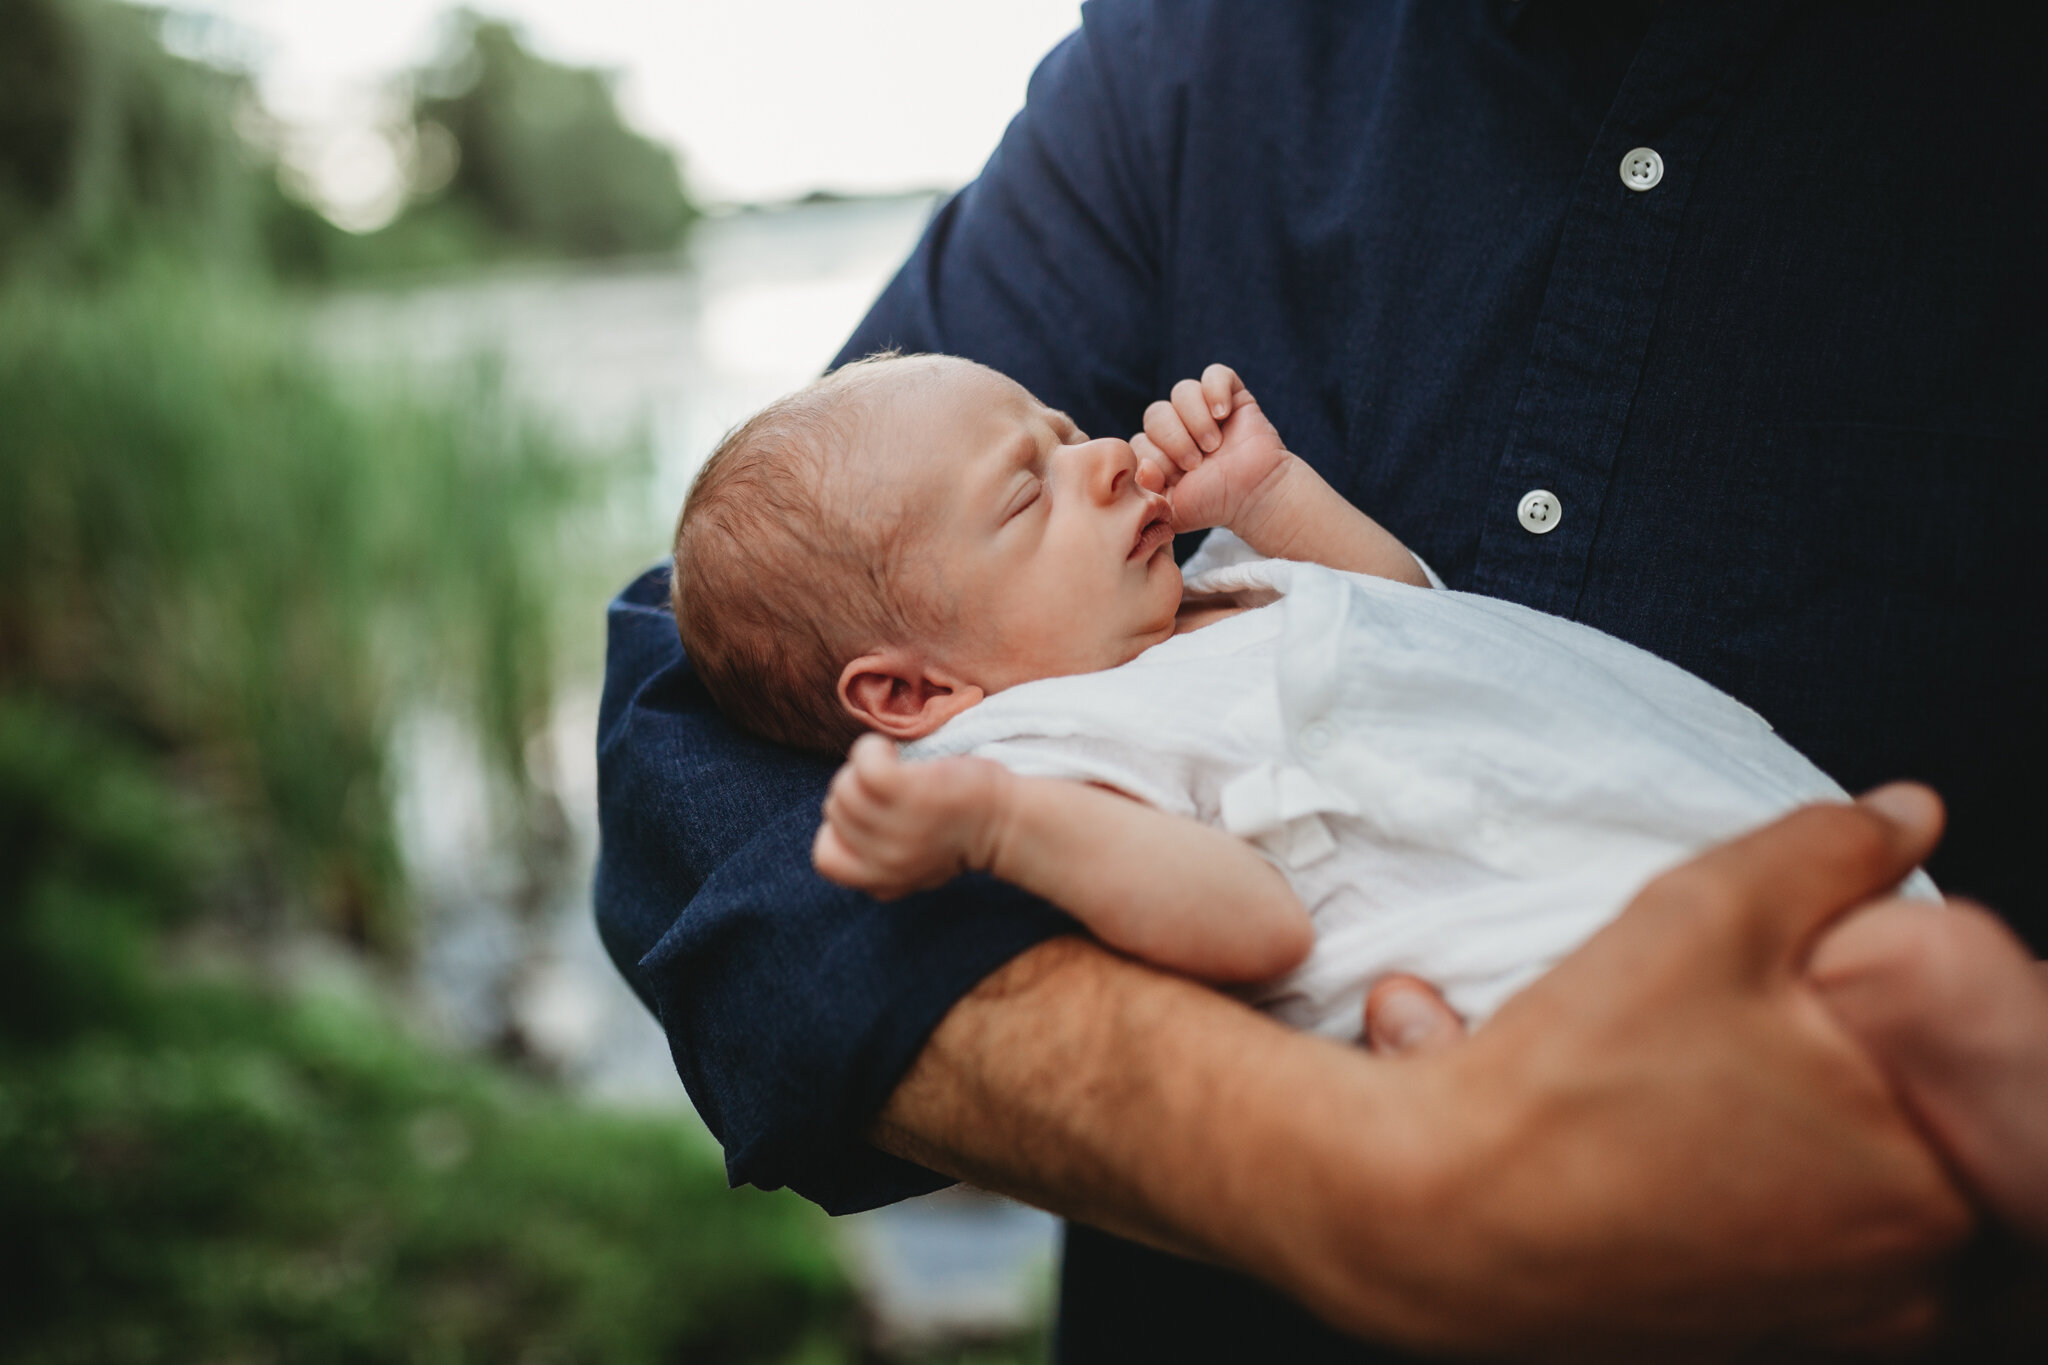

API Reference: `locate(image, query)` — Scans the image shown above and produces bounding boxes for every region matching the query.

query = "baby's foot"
[1811,899,2048,1243]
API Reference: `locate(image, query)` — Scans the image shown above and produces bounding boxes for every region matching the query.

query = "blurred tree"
[397,9,698,262]
[0,1,697,281]
[0,0,291,277]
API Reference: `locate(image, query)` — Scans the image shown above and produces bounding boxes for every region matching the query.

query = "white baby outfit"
[906,532,1937,1039]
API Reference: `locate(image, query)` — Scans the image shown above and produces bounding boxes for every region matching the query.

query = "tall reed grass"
[0,268,600,947]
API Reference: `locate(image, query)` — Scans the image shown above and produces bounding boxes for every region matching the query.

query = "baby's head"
[673,354,1181,753]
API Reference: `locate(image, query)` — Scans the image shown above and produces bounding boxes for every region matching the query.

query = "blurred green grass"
[0,269,588,946]
[0,268,872,1357]
[0,699,854,1363]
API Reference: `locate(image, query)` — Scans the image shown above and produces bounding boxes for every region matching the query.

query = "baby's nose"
[1083,438,1137,504]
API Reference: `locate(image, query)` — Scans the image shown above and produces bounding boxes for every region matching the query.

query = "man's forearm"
[869,799,1976,1357]
[868,934,1602,1351]
[869,935,1441,1325]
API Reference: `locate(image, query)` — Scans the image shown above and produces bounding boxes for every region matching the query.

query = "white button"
[1298,720,1336,756]
[1620,147,1664,192]
[1517,489,1561,534]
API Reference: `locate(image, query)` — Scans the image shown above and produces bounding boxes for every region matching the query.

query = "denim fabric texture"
[596,2,2045,1357]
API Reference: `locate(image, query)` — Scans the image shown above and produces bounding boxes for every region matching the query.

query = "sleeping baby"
[669,352,2048,1240]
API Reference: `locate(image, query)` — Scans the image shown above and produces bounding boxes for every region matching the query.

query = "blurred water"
[318,192,943,514]
[320,192,1059,1348]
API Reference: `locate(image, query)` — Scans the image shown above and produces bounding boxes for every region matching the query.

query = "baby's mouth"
[1129,509,1174,561]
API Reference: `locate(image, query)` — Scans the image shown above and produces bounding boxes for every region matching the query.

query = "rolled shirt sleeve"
[595,570,1075,1211]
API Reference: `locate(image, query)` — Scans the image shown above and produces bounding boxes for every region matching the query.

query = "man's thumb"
[1856,782,1944,843]
[1653,782,1946,985]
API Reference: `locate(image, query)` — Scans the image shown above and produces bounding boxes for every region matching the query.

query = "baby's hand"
[1132,364,1295,536]
[812,734,1013,900]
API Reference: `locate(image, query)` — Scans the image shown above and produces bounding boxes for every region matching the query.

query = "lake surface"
[317,192,1059,1346]
[319,192,945,514]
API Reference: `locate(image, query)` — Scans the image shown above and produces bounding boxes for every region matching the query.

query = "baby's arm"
[813,735,1313,983]
[1812,898,2048,1243]
[1133,365,1431,587]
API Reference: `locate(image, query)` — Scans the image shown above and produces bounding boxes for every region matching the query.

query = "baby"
[671,352,2048,1240]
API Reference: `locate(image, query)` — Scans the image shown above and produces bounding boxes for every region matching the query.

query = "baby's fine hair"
[670,352,929,753]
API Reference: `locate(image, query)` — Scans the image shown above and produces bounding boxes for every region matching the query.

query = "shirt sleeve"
[833,0,1180,440]
[595,568,1074,1213]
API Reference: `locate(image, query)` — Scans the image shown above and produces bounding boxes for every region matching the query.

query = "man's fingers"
[1143,400,1202,471]
[1857,780,1945,848]
[1635,783,1945,985]
[1170,378,1223,453]
[1363,975,1466,1056]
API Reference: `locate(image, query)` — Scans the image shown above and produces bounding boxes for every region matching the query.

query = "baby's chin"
[1154,558,1187,618]
[1125,598,1184,663]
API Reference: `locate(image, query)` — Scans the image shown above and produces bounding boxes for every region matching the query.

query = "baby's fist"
[1132,364,1293,536]
[812,735,1011,900]
[1136,364,1248,477]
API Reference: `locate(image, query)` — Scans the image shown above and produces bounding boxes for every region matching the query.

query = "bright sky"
[182,0,1083,223]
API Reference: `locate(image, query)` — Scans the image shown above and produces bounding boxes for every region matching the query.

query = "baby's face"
[865,358,1183,693]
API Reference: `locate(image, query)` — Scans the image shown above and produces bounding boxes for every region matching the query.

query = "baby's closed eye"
[1002,475,1042,522]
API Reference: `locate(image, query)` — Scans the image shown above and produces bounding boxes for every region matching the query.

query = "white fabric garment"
[906,533,1939,1039]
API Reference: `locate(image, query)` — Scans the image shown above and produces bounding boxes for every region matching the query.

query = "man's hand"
[1329,784,1975,1354]
[813,735,1012,900]
[1132,364,1294,536]
[1382,785,2048,1248]
[874,785,1974,1358]
[1813,888,2048,1245]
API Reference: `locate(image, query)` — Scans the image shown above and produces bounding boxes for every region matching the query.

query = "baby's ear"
[838,654,984,740]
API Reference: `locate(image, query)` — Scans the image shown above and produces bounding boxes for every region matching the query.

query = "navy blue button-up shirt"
[597,2,2045,1356]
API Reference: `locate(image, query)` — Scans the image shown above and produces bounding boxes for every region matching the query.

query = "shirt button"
[1517,488,1562,535]
[1620,146,1664,192]
[1298,720,1336,756]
